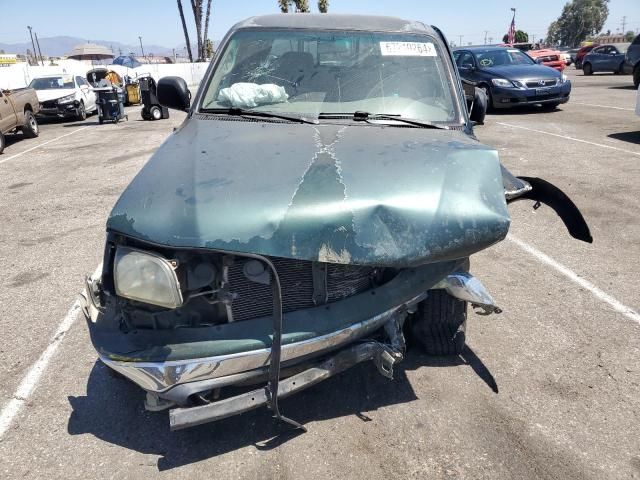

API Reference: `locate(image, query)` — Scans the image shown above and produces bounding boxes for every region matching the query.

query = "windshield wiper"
[318,111,449,130]
[202,107,318,125]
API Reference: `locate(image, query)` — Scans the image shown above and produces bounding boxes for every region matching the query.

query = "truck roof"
[232,14,435,36]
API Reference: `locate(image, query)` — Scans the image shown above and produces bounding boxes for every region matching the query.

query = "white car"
[30,74,97,121]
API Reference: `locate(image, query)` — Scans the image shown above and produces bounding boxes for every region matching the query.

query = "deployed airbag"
[218,83,289,108]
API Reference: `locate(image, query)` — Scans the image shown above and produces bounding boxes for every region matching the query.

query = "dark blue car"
[453,46,571,110]
[583,43,630,75]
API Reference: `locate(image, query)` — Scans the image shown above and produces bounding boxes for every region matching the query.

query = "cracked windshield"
[202,30,459,123]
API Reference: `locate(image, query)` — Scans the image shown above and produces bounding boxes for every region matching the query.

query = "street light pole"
[34,31,44,66]
[138,36,145,59]
[27,26,37,65]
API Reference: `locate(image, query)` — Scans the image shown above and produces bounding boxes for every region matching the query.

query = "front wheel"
[75,102,86,121]
[22,110,39,138]
[0,132,5,154]
[583,63,593,75]
[480,85,494,113]
[470,87,487,124]
[409,290,467,356]
[150,106,162,120]
[634,67,640,88]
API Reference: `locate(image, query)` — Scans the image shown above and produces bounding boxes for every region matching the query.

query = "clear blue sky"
[1,0,639,48]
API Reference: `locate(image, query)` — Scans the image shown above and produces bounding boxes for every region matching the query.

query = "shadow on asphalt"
[2,132,28,148]
[608,84,637,90]
[608,131,640,145]
[485,105,564,117]
[66,346,496,470]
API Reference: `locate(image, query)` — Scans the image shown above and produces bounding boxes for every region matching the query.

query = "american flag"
[507,13,516,44]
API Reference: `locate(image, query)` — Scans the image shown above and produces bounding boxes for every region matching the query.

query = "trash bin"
[95,86,128,124]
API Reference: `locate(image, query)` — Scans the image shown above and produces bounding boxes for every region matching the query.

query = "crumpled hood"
[108,117,510,267]
[35,88,76,103]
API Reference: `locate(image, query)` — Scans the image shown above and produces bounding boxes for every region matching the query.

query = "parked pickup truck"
[0,87,40,154]
[83,13,592,432]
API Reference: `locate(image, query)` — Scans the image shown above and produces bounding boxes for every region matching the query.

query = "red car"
[527,49,566,72]
[575,44,598,69]
[501,43,566,72]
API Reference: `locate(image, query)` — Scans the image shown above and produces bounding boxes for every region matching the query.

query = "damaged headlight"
[114,247,183,309]
[57,94,76,104]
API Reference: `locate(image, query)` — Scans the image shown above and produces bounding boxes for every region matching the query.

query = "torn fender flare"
[502,166,593,244]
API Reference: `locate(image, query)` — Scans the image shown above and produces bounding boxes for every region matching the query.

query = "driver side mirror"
[158,76,191,112]
[461,63,476,71]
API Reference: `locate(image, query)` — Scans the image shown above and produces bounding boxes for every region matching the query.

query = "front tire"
[470,87,487,124]
[583,63,593,75]
[150,106,162,120]
[0,132,5,154]
[480,85,494,113]
[410,290,467,356]
[75,102,86,121]
[634,66,640,88]
[22,110,39,138]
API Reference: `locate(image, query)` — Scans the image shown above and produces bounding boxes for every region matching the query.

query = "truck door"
[0,90,18,133]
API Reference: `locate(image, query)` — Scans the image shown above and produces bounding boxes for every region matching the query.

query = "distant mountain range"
[0,35,203,58]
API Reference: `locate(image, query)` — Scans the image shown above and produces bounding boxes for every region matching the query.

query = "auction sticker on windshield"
[380,42,437,57]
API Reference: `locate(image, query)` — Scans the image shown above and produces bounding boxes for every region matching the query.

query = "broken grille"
[227,257,375,322]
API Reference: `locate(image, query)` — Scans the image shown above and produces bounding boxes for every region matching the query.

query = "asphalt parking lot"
[0,68,639,479]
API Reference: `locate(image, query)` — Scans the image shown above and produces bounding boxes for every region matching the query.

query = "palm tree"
[177,0,193,62]
[191,0,203,61]
[278,0,290,12]
[294,0,310,12]
[318,0,328,13]
[203,0,213,59]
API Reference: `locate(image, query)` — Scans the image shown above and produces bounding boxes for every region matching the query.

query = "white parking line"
[497,122,640,157]
[572,102,635,111]
[507,235,640,324]
[0,300,81,439]
[0,126,91,166]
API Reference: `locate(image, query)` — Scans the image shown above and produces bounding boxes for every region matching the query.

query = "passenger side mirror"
[158,76,191,112]
[461,63,475,70]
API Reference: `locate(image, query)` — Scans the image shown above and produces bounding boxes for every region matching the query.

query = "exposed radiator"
[227,257,374,322]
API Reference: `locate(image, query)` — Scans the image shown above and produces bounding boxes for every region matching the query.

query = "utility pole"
[459,35,463,47]
[138,36,145,59]
[622,16,627,34]
[26,26,37,65]
[484,31,489,45]
[34,31,44,66]
[489,37,493,44]
[532,34,536,45]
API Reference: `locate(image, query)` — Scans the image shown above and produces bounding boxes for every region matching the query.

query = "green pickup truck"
[0,87,40,154]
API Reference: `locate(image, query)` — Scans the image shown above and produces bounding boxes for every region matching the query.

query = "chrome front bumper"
[84,264,499,407]
[95,292,425,404]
